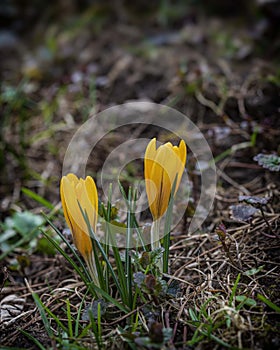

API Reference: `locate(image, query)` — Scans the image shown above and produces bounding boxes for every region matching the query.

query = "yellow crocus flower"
[60,173,99,285]
[144,138,187,221]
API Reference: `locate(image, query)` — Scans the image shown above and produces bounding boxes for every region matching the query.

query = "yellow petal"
[179,139,187,163]
[60,177,73,232]
[60,175,95,259]
[84,176,98,231]
[76,178,97,232]
[65,173,79,185]
[151,144,176,218]
[172,140,186,193]
[69,213,93,259]
[145,138,157,214]
[144,138,157,179]
[63,178,87,233]
[144,138,187,220]
[60,174,100,285]
[177,140,187,191]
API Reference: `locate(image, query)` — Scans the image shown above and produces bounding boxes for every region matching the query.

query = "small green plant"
[36,138,187,348]
[23,280,106,349]
[187,297,232,348]
[254,153,280,172]
[0,211,44,259]
[185,273,262,348]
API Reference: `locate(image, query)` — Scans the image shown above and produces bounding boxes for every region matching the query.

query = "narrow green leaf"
[31,293,53,337]
[94,285,129,313]
[104,184,112,293]
[118,180,146,250]
[75,292,88,337]
[44,305,68,333]
[81,204,127,305]
[188,330,204,345]
[40,228,96,297]
[100,202,129,305]
[66,299,73,338]
[163,174,177,273]
[88,308,102,350]
[229,273,241,307]
[42,215,93,285]
[125,186,133,309]
[22,188,54,209]
[189,307,199,322]
[19,329,47,350]
[97,301,102,342]
[257,294,280,313]
[207,333,232,348]
[199,297,214,320]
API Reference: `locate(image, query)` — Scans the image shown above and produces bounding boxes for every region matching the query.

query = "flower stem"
[151,219,161,250]
[86,253,100,287]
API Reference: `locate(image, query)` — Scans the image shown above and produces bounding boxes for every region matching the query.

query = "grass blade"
[118,180,146,250]
[88,303,103,350]
[22,188,54,210]
[45,208,129,313]
[31,292,53,338]
[40,228,96,297]
[66,299,73,338]
[42,214,92,282]
[19,329,47,350]
[125,186,133,309]
[229,273,241,307]
[100,202,129,305]
[163,175,177,273]
[79,203,129,308]
[257,294,280,313]
[75,292,88,337]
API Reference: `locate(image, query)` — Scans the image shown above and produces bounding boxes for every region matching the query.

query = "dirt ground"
[0,1,279,349]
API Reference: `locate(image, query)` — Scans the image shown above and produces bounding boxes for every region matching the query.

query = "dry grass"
[1,182,279,349]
